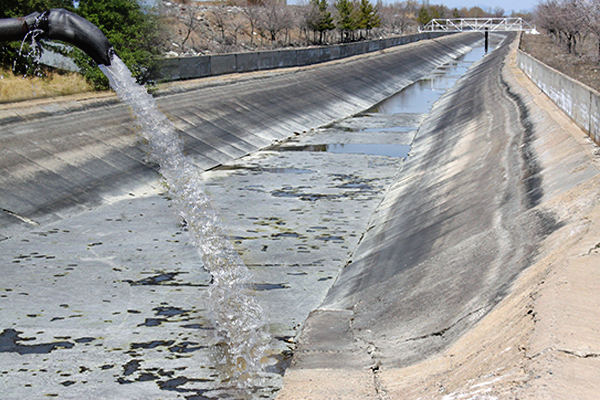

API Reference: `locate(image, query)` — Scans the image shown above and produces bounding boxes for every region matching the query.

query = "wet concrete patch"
[326,143,410,158]
[0,194,237,399]
[124,272,209,287]
[217,165,315,175]
[273,143,411,158]
[0,329,74,355]
[200,99,431,368]
[336,113,425,131]
[254,283,290,291]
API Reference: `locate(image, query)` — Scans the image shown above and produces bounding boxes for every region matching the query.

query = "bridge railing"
[420,18,537,33]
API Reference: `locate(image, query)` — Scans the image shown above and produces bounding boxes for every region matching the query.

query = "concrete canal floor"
[0,71,423,399]
[2,32,600,399]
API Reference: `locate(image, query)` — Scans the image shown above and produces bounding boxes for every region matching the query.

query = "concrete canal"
[2,31,579,399]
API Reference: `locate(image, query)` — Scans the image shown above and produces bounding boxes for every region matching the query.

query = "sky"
[434,0,538,14]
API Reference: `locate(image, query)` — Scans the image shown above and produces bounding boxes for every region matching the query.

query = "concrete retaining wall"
[154,32,452,82]
[517,49,600,144]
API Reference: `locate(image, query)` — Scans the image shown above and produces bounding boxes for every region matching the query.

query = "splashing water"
[100,55,271,390]
[14,29,44,75]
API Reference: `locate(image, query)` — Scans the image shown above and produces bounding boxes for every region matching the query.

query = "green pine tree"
[307,0,334,44]
[335,0,357,42]
[417,5,431,26]
[357,0,380,39]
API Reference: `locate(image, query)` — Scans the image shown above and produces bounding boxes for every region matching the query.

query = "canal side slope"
[0,32,481,237]
[277,35,600,399]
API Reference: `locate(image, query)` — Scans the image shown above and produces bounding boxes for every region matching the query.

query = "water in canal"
[273,40,498,162]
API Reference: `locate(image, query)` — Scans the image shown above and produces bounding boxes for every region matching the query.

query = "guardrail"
[153,31,453,82]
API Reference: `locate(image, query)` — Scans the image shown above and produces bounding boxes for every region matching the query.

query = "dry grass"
[0,69,92,103]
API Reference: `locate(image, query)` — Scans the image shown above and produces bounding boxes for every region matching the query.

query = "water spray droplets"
[14,28,45,75]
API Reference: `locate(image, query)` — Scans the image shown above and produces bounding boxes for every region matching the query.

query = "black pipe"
[0,9,112,66]
[0,13,39,42]
[0,18,26,42]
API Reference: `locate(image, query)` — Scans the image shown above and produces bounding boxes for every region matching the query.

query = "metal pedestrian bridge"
[420,17,537,33]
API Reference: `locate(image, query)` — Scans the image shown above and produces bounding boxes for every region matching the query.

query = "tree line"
[305,0,381,43]
[535,0,600,57]
[0,0,536,91]
[163,0,531,57]
[164,0,384,55]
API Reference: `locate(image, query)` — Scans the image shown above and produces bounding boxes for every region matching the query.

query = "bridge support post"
[485,28,489,53]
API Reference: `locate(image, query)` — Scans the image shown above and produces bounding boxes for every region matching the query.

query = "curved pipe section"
[0,14,37,42]
[0,8,112,66]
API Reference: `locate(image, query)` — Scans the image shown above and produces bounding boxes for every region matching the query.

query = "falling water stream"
[100,55,272,392]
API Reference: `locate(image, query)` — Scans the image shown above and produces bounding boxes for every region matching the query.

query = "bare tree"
[242,3,263,46]
[295,2,314,43]
[536,0,586,54]
[379,2,415,35]
[211,6,230,44]
[492,7,505,17]
[176,4,204,52]
[379,1,416,35]
[536,0,560,39]
[561,0,585,54]
[590,1,600,60]
[259,0,293,44]
[230,13,247,45]
[286,5,307,44]
[464,6,486,17]
[580,0,600,60]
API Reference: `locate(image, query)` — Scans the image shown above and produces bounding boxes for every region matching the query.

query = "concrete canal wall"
[517,49,600,145]
[154,32,452,81]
